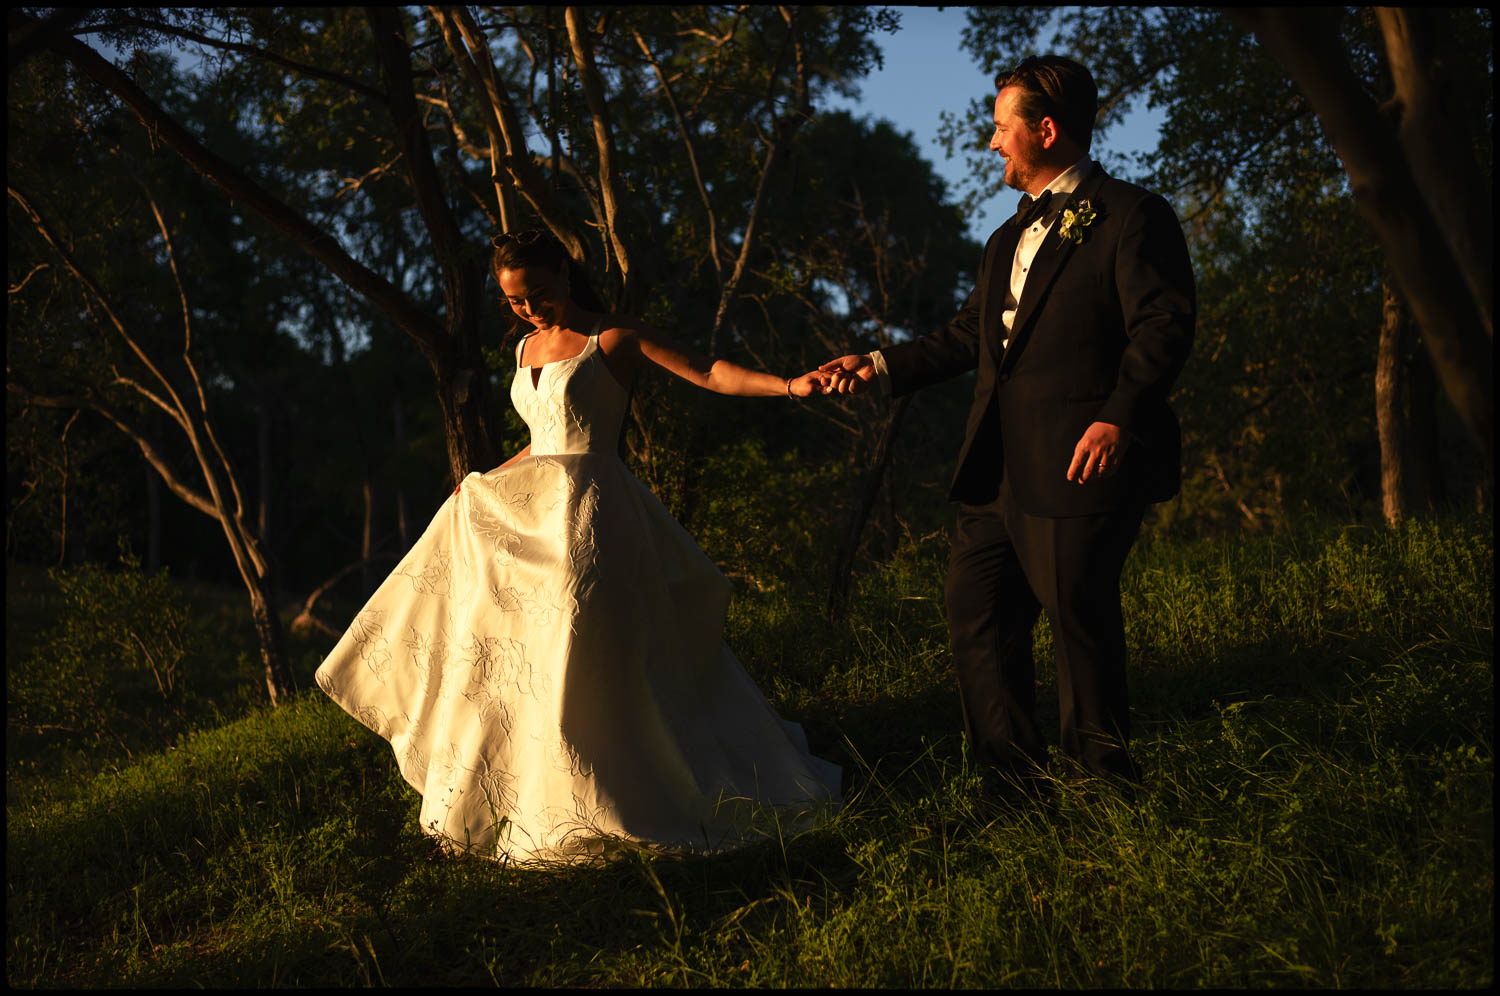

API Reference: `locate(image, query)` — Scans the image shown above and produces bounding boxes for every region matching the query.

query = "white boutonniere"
[1057,199,1098,244]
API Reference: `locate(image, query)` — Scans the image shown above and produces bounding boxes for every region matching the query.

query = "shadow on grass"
[808,613,1490,817]
[1133,626,1492,759]
[107,791,869,987]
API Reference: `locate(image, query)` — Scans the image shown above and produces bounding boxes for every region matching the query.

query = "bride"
[315,229,842,863]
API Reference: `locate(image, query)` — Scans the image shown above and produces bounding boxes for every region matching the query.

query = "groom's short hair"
[995,55,1098,152]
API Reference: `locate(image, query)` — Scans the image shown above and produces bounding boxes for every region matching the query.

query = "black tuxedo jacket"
[883,162,1195,518]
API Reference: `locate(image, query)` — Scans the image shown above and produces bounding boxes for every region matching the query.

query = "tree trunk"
[368,7,498,484]
[1223,7,1493,474]
[249,576,295,706]
[1376,280,1407,525]
[393,396,409,549]
[827,394,912,623]
[565,5,636,309]
[361,476,376,595]
[257,400,272,545]
[1374,8,1493,336]
[435,360,499,485]
[145,463,161,573]
[1406,336,1443,510]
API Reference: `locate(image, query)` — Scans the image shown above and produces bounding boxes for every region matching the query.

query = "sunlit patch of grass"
[7,516,1492,986]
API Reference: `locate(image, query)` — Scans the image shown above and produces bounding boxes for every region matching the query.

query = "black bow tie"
[1015,190,1054,228]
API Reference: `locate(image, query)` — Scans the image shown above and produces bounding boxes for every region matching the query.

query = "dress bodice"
[509,329,628,457]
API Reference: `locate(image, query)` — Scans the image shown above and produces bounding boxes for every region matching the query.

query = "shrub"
[8,542,195,763]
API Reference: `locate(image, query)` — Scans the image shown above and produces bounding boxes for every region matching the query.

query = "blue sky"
[137,8,1163,247]
[825,6,1165,242]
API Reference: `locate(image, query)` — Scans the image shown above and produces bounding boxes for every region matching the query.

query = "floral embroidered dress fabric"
[315,330,841,862]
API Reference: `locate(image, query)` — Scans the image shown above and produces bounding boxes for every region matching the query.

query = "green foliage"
[764,110,979,340]
[691,434,848,594]
[1124,517,1493,686]
[6,516,1491,987]
[7,544,195,766]
[4,554,342,812]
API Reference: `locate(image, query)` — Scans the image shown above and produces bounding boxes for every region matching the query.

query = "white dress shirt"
[868,155,1094,390]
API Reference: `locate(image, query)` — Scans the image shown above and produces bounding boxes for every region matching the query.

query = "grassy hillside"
[6,517,1492,986]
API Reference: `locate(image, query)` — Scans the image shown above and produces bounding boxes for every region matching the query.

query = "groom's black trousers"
[945,475,1147,783]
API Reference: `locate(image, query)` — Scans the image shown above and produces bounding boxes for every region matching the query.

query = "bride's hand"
[787,369,834,398]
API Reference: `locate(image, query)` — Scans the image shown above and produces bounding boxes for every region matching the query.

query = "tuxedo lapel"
[1001,164,1109,369]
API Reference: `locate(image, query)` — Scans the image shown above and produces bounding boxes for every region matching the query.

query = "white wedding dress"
[315,326,841,863]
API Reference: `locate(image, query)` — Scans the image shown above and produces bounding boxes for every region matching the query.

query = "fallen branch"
[290,554,401,638]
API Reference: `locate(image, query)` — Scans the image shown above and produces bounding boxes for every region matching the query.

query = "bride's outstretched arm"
[617,322,831,398]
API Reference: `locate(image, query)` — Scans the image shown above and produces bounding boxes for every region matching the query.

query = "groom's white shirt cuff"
[867,350,891,394]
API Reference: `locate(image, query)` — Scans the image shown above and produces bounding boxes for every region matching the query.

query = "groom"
[820,55,1194,795]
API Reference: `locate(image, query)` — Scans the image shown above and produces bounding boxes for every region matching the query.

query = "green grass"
[6,517,1492,986]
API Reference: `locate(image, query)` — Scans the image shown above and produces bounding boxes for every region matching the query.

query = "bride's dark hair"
[490,229,607,348]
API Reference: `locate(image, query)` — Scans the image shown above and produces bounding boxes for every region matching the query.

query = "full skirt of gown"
[315,447,842,864]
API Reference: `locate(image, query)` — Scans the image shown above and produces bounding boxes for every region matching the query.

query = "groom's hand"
[818,354,876,395]
[1067,421,1128,484]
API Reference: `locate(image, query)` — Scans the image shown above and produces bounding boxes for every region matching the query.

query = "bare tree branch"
[428,5,517,231]
[9,184,199,436]
[108,370,188,430]
[633,27,723,290]
[534,151,608,237]
[289,553,401,637]
[430,6,586,260]
[6,381,219,518]
[704,7,812,356]
[136,175,263,574]
[8,262,51,295]
[37,22,447,352]
[565,5,633,302]
[80,13,387,101]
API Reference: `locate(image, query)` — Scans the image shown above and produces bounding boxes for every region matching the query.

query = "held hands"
[1067,421,1128,484]
[781,354,874,399]
[786,369,836,398]
[816,354,877,395]
[797,358,1125,485]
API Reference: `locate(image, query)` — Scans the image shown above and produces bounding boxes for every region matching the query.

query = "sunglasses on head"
[490,229,548,249]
